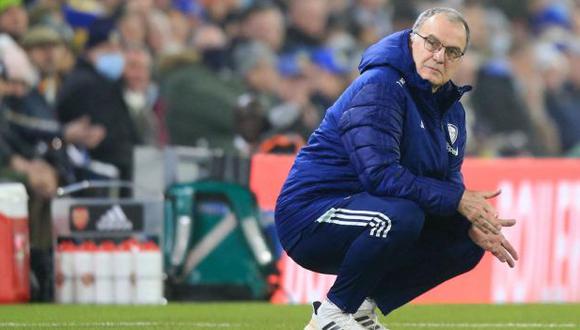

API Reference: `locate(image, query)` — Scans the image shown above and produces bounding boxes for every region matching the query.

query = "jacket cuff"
[415,176,465,216]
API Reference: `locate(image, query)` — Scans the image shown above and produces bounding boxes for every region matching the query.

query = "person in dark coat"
[57,18,138,181]
[275,8,518,330]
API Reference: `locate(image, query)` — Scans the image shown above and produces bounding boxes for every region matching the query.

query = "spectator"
[470,42,561,157]
[283,0,329,53]
[15,25,105,171]
[233,93,269,156]
[191,23,230,72]
[235,40,318,140]
[146,9,183,56]
[22,25,65,105]
[544,40,580,155]
[0,52,57,199]
[0,0,576,176]
[468,4,561,157]
[123,46,167,146]
[200,0,241,26]
[238,3,286,53]
[573,2,580,36]
[349,0,393,46]
[57,18,139,181]
[0,33,62,301]
[159,41,244,152]
[126,0,155,17]
[118,12,147,48]
[307,47,350,109]
[0,0,28,42]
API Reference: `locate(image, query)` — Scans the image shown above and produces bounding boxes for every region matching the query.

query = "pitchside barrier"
[249,155,580,304]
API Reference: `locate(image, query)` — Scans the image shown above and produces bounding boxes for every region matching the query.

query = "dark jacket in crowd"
[3,87,77,183]
[471,61,548,156]
[57,57,139,180]
[3,88,61,143]
[160,61,244,152]
[545,82,580,154]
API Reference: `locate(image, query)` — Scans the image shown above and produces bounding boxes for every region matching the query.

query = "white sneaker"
[304,299,366,330]
[303,301,320,330]
[352,298,389,330]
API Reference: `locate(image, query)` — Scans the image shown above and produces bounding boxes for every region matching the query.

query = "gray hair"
[412,7,470,50]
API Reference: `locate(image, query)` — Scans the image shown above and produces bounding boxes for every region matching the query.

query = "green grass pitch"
[0,303,578,329]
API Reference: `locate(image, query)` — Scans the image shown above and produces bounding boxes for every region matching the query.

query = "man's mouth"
[425,66,442,74]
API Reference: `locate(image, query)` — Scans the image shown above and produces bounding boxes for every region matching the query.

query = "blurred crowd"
[0,0,577,301]
[0,0,579,198]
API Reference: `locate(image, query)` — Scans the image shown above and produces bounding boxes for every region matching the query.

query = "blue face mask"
[95,52,125,80]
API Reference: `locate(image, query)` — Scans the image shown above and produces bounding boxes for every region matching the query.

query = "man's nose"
[432,47,445,63]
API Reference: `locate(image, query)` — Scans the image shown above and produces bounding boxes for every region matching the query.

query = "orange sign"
[251,156,580,304]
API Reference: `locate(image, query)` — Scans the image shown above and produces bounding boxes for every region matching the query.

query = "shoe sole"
[303,319,317,330]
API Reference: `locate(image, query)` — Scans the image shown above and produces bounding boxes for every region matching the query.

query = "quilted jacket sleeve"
[338,82,465,216]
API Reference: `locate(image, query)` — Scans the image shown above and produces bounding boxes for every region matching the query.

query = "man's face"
[411,14,467,91]
[88,41,121,63]
[28,44,64,77]
[0,5,28,40]
[245,9,285,51]
[123,51,151,92]
[290,0,328,38]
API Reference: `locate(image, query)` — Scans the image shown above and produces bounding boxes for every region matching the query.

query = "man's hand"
[468,225,519,268]
[64,116,106,149]
[11,156,58,199]
[458,189,515,235]
[26,159,59,199]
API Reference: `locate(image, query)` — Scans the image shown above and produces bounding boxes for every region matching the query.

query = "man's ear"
[410,32,418,43]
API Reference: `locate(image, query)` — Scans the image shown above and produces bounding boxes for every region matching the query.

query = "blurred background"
[0,0,578,306]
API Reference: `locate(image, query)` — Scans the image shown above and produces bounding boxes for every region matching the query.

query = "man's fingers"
[495,239,517,268]
[483,205,499,220]
[483,189,501,200]
[502,249,515,268]
[493,248,515,268]
[499,218,516,227]
[504,253,515,268]
[473,217,491,234]
[502,238,519,261]
[481,216,500,234]
[475,223,489,235]
[483,222,498,235]
[478,207,502,231]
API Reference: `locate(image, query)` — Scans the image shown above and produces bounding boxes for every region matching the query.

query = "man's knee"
[380,197,425,239]
[353,196,425,245]
[463,244,485,273]
[449,240,485,277]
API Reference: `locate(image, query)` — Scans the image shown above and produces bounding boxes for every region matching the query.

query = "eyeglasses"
[413,32,465,62]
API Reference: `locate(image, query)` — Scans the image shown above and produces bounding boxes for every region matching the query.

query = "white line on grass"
[390,322,577,328]
[0,322,236,328]
[1,322,578,328]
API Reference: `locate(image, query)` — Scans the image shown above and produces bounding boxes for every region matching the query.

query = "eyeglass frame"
[412,31,465,61]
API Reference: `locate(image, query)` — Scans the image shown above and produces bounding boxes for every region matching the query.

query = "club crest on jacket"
[447,123,458,145]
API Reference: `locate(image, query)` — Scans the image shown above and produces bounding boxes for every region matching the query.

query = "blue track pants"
[284,192,484,314]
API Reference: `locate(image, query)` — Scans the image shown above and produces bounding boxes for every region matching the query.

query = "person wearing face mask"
[57,17,139,183]
[275,8,519,330]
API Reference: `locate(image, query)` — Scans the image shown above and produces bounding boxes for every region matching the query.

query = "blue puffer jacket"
[275,29,472,249]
